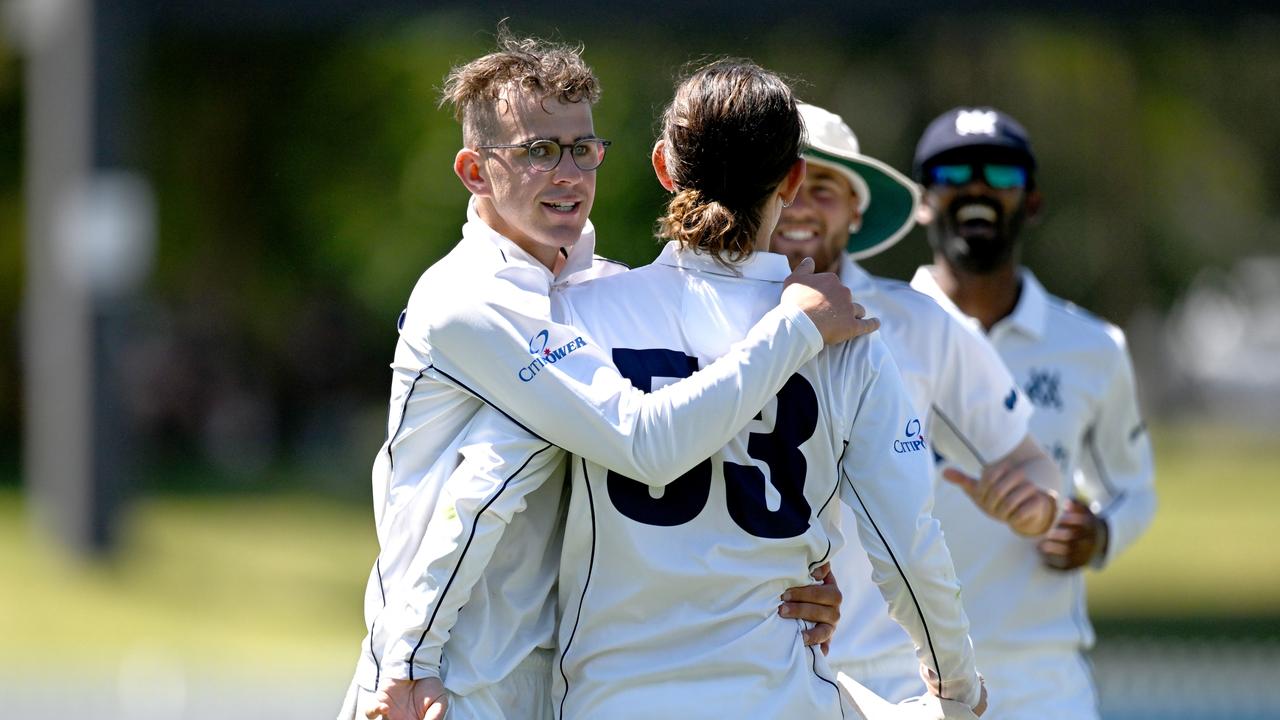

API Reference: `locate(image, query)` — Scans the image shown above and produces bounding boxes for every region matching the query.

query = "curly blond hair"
[439,24,601,146]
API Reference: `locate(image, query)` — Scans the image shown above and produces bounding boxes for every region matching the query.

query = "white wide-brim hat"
[798,102,921,260]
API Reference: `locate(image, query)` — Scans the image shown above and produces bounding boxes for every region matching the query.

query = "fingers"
[851,315,881,337]
[790,256,815,277]
[1039,542,1086,570]
[992,480,1039,519]
[974,462,1015,509]
[780,269,875,344]
[810,561,832,582]
[1062,496,1090,513]
[951,462,1056,536]
[365,703,389,720]
[802,621,835,647]
[1053,509,1096,529]
[784,568,842,645]
[1006,490,1055,536]
[784,579,842,609]
[982,463,1029,512]
[941,467,979,494]
[781,599,839,625]
[1037,528,1091,570]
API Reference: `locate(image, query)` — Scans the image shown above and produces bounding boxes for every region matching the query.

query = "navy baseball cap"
[912,107,1036,180]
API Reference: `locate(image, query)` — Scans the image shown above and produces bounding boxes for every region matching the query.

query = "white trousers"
[976,648,1099,720]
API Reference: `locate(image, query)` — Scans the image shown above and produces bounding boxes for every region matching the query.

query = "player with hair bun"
[549,59,987,719]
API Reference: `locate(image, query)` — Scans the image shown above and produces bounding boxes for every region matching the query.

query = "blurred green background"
[1,4,1278,718]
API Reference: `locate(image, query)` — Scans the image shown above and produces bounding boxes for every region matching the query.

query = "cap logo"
[955,110,998,137]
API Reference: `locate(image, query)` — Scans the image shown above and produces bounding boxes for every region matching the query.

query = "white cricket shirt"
[827,255,1034,672]
[910,265,1157,655]
[353,199,825,695]
[550,243,982,720]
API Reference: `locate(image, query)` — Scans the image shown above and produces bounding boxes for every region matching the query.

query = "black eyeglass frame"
[476,138,612,172]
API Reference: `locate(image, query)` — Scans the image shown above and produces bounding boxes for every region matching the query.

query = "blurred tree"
[3,10,1279,489]
[0,39,23,481]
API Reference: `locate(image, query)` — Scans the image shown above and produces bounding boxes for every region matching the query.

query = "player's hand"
[1038,497,1107,571]
[779,561,842,654]
[942,462,1056,537]
[782,257,879,345]
[366,677,448,720]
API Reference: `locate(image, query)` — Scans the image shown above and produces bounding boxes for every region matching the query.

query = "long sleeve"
[379,409,566,681]
[417,275,822,486]
[1076,332,1156,565]
[838,339,982,708]
[930,311,1036,474]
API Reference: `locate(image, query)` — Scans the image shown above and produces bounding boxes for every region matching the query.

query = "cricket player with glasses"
[340,29,866,720]
[550,59,987,720]
[771,103,1063,702]
[907,107,1157,718]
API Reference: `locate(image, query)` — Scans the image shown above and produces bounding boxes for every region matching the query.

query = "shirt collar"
[1001,267,1049,339]
[910,264,1048,340]
[838,252,878,297]
[462,196,598,282]
[654,241,795,282]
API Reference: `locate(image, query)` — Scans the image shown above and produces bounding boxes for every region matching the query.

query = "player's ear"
[1024,189,1043,225]
[454,148,490,197]
[915,193,937,225]
[651,140,677,192]
[779,157,806,205]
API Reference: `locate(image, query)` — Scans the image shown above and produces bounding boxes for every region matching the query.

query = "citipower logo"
[519,329,588,382]
[893,418,928,454]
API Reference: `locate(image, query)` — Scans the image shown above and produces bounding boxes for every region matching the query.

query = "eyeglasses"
[476,138,612,172]
[927,163,1028,190]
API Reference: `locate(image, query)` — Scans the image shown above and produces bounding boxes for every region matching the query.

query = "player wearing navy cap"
[773,102,1063,703]
[339,29,869,720]
[551,60,987,720]
[910,107,1157,719]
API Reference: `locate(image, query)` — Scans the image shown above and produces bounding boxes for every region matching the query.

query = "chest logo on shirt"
[1004,388,1018,410]
[519,329,588,382]
[894,418,928,454]
[1024,368,1063,411]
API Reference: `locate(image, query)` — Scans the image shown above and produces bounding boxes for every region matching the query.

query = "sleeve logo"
[519,329,588,382]
[1004,388,1018,410]
[893,418,928,454]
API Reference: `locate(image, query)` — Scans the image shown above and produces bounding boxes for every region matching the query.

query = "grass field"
[1,423,1277,675]
[1086,424,1280,619]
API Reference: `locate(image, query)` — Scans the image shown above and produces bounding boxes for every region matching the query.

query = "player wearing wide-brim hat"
[778,103,1063,711]
[798,102,921,260]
